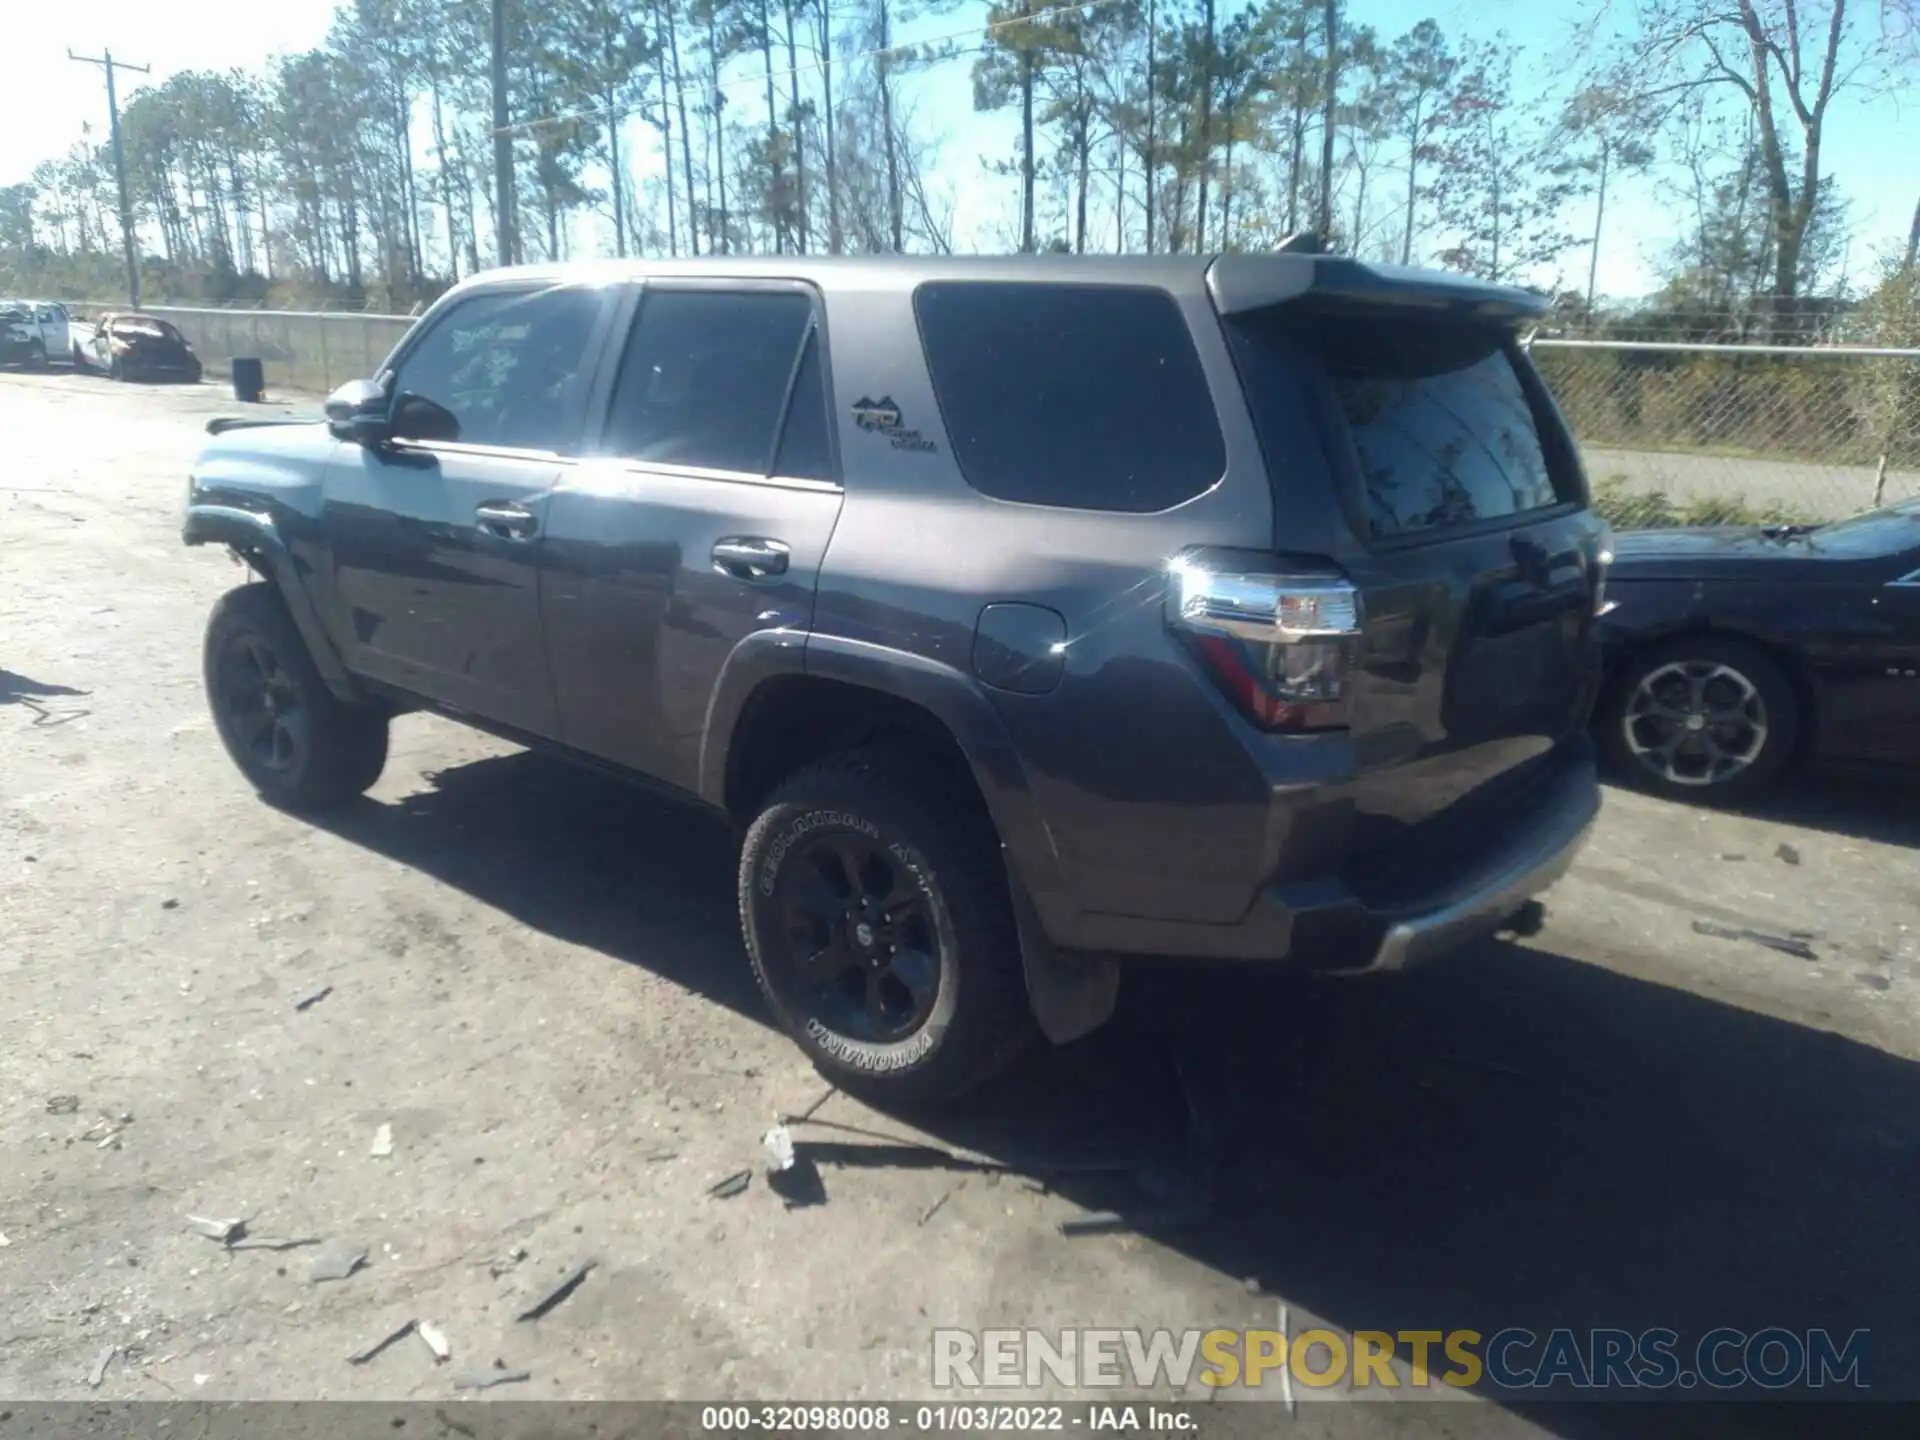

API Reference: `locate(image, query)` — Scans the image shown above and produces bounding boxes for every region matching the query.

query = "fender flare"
[699,630,1117,1046]
[183,504,362,704]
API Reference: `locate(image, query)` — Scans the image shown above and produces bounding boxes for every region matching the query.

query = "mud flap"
[1008,864,1118,1045]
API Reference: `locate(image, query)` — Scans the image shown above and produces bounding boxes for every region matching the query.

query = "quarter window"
[914,282,1225,512]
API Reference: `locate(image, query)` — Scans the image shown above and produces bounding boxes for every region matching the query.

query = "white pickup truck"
[0,299,80,368]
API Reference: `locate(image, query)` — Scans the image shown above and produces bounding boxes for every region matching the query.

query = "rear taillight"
[1167,551,1363,732]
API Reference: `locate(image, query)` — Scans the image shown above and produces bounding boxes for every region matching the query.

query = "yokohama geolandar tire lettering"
[737,750,1036,1104]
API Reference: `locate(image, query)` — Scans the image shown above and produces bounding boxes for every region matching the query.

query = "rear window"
[915,282,1225,513]
[1229,310,1567,540]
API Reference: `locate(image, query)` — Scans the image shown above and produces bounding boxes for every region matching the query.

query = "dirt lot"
[4,369,1919,1428]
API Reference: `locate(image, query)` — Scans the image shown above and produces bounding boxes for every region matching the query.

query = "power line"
[68,47,150,310]
[487,0,1128,140]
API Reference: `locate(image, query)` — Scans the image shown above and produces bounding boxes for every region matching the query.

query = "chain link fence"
[1531,339,1920,522]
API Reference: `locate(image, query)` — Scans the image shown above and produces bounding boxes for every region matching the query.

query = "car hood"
[191,418,332,516]
[1608,525,1833,582]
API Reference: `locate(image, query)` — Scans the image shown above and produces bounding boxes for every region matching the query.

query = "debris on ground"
[418,1321,452,1363]
[707,1169,751,1199]
[644,1150,679,1163]
[918,1183,962,1226]
[185,1214,248,1246]
[308,1239,368,1283]
[453,1363,531,1391]
[1777,843,1803,866]
[1691,919,1818,961]
[229,1235,320,1252]
[293,985,333,1012]
[515,1260,595,1322]
[763,1122,796,1173]
[777,1086,838,1127]
[1720,852,1747,862]
[370,1123,393,1158]
[46,1095,81,1115]
[87,1345,117,1388]
[488,1246,529,1278]
[451,1367,533,1397]
[347,1320,416,1366]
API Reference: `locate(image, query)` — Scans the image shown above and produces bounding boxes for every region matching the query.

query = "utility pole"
[490,0,517,267]
[68,48,149,309]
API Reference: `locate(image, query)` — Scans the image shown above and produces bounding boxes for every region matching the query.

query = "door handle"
[476,502,539,540]
[712,536,791,580]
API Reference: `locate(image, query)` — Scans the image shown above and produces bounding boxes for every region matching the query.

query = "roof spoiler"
[1206,253,1552,323]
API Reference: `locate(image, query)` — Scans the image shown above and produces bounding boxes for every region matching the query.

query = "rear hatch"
[1208,257,1606,905]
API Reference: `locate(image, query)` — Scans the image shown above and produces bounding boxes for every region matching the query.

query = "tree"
[1609,0,1868,320]
[1425,40,1577,284]
[974,0,1047,251]
[1385,18,1455,264]
[1558,83,1656,309]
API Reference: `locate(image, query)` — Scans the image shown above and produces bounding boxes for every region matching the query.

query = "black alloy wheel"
[215,633,311,775]
[778,830,942,1044]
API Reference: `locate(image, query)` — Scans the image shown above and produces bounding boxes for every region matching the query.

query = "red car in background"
[75,312,205,384]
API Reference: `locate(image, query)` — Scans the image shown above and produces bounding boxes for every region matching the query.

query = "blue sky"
[10,0,1916,298]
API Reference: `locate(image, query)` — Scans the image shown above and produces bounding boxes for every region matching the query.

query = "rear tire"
[25,341,46,371]
[204,584,388,811]
[1598,634,1798,804]
[738,750,1037,1106]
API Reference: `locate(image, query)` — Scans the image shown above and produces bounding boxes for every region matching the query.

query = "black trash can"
[231,357,265,403]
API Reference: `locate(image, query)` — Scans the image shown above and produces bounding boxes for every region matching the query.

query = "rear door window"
[605,288,818,476]
[915,282,1225,513]
[1228,310,1570,540]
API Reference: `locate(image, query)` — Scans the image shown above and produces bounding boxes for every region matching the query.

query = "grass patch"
[1590,475,1821,531]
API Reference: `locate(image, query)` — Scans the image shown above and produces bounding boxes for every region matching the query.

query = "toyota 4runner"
[184,254,1608,1101]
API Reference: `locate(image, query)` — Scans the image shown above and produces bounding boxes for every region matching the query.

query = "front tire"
[738,752,1037,1105]
[204,584,388,811]
[1599,635,1798,803]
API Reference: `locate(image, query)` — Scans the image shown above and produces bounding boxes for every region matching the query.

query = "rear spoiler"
[1205,254,1551,324]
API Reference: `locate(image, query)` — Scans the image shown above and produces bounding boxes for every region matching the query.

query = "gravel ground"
[4,369,1918,1431]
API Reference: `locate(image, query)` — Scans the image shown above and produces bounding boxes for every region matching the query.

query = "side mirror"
[325,378,392,445]
[389,392,461,444]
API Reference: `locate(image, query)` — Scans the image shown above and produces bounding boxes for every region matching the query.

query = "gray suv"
[183,254,1607,1101]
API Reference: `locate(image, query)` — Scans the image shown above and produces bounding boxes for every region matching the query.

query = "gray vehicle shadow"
[314,749,1920,1432]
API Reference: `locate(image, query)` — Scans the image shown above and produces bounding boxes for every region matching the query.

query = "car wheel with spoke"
[1600,636,1798,803]
[739,751,1036,1105]
[204,584,389,810]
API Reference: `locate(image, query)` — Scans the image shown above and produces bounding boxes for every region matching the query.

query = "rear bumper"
[1069,738,1600,970]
